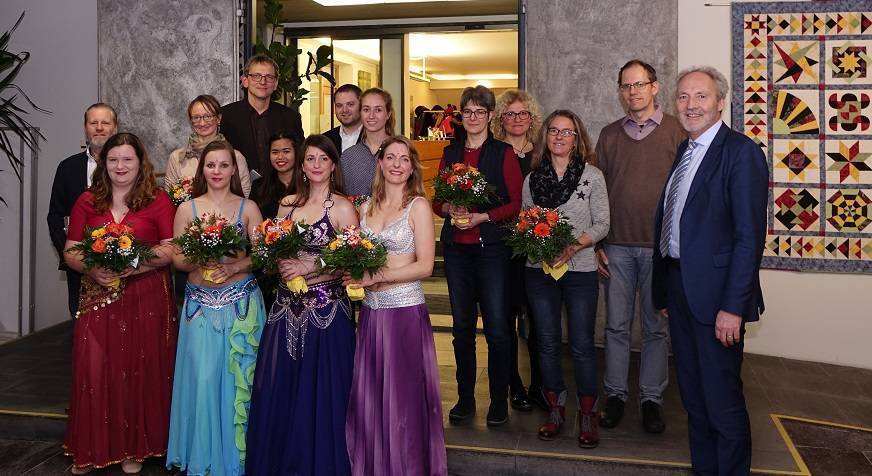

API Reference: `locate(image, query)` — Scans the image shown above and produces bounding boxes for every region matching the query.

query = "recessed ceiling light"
[313,0,468,5]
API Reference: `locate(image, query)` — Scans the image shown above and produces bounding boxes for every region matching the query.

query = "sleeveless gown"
[246,197,355,476]
[346,197,447,476]
[166,198,266,476]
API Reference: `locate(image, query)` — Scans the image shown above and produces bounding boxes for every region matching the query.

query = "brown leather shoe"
[537,390,566,441]
[577,395,599,448]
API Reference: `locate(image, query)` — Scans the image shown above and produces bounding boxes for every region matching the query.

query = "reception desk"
[413,139,449,200]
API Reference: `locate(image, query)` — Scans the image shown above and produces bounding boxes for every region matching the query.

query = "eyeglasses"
[247,73,277,83]
[619,81,653,91]
[461,108,489,119]
[502,111,532,121]
[190,113,217,123]
[546,128,578,137]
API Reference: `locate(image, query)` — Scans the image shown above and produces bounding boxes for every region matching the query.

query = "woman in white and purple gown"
[344,135,447,476]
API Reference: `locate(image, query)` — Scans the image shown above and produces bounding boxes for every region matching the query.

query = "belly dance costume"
[246,194,355,476]
[346,196,447,476]
[167,199,266,476]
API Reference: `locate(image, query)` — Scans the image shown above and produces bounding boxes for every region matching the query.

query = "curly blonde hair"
[490,89,543,144]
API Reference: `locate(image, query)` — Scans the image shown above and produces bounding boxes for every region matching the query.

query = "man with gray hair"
[652,66,767,474]
[48,102,118,317]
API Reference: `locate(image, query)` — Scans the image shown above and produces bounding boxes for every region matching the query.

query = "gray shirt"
[340,142,377,196]
[521,164,610,273]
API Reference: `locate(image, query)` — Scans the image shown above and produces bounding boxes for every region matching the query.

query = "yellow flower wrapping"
[346,284,365,301]
[287,276,308,294]
[106,277,121,289]
[542,262,568,281]
[450,216,470,226]
[202,268,226,284]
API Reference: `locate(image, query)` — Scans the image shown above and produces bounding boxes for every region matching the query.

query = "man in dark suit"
[324,83,363,153]
[221,54,304,179]
[47,103,118,317]
[652,66,767,475]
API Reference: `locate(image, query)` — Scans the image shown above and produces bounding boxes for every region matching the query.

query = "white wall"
[2,0,98,331]
[678,0,872,369]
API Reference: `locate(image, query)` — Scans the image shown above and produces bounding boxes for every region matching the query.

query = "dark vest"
[440,136,511,245]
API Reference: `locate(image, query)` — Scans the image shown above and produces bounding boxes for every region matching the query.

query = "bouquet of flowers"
[346,195,370,217]
[319,225,387,301]
[172,212,248,283]
[505,207,577,280]
[251,217,311,294]
[168,178,194,207]
[433,163,495,225]
[66,222,156,288]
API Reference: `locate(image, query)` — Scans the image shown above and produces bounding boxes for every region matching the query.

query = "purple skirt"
[346,303,447,476]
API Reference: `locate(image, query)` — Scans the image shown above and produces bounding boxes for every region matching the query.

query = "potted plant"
[254,0,335,109]
[0,12,48,206]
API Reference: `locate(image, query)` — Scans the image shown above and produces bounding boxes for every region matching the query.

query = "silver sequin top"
[360,196,426,309]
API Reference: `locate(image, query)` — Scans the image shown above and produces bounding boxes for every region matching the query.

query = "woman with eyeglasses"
[523,110,609,448]
[165,95,252,198]
[340,87,395,196]
[432,85,523,428]
[491,89,546,413]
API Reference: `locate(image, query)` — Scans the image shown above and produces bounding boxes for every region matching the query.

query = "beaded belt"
[268,278,350,360]
[185,276,257,312]
[363,281,425,310]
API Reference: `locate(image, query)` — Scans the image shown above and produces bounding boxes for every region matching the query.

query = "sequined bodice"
[360,196,422,255]
[287,201,336,254]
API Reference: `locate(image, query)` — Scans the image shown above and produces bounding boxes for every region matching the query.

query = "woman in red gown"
[62,132,178,474]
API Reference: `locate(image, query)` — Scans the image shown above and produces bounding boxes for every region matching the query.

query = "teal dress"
[167,199,266,476]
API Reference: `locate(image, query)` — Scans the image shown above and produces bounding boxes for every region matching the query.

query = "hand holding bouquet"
[433,163,495,225]
[66,222,156,289]
[172,212,248,284]
[506,207,577,280]
[168,178,193,207]
[251,217,311,294]
[319,225,387,301]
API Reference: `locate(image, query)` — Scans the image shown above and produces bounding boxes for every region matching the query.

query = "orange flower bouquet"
[66,223,156,288]
[251,218,312,294]
[433,163,495,225]
[505,207,576,280]
[168,178,194,207]
[172,212,248,284]
[319,225,387,301]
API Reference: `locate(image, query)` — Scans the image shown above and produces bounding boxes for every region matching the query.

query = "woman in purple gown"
[344,135,447,476]
[246,135,359,476]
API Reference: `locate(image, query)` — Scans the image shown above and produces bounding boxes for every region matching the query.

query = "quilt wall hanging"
[732,1,872,273]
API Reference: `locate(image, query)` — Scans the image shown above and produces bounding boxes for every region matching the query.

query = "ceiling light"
[313,0,469,6]
[430,73,518,81]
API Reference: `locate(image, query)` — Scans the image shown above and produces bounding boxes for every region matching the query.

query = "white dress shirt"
[339,124,363,152]
[85,145,98,187]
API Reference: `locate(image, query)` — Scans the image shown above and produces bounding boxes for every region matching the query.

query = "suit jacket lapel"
[685,122,729,207]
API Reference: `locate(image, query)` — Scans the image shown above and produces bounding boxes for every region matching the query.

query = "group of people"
[47,53,767,476]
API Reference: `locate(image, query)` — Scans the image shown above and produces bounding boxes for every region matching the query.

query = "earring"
[303,174,308,183]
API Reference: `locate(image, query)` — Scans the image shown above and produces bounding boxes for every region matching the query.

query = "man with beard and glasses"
[324,83,363,153]
[47,102,119,317]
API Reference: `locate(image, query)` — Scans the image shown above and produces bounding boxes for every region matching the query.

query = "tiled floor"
[2,310,872,474]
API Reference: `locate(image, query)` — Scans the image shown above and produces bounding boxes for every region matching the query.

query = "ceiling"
[264,0,517,22]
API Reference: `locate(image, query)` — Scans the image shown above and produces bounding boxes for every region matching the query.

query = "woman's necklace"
[511,137,529,159]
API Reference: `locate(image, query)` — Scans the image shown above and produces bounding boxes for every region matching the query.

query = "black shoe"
[599,396,625,429]
[641,401,666,434]
[528,385,549,412]
[486,401,509,427]
[510,387,533,412]
[449,399,476,424]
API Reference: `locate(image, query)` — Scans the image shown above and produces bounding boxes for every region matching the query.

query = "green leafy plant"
[254,0,335,109]
[0,12,49,206]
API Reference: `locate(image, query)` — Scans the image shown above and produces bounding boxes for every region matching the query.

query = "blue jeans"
[444,242,512,403]
[525,267,599,397]
[602,244,669,404]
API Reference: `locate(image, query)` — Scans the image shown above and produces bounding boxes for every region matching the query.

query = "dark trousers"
[510,256,541,393]
[667,263,751,476]
[66,270,82,318]
[444,242,512,403]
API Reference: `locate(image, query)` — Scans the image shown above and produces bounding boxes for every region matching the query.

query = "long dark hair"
[91,133,158,213]
[253,131,297,214]
[286,134,345,208]
[191,140,244,198]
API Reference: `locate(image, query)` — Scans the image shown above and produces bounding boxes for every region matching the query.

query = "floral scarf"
[529,158,584,208]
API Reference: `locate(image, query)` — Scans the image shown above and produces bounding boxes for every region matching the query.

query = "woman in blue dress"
[166,140,266,476]
[246,134,359,476]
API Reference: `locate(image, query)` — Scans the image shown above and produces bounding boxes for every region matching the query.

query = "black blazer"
[324,125,362,154]
[47,151,89,268]
[221,99,304,175]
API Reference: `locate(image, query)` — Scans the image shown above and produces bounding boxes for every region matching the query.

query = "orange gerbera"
[91,239,107,253]
[533,222,551,238]
[264,231,280,245]
[279,219,294,232]
[105,223,124,237]
[516,219,530,232]
[545,210,559,225]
